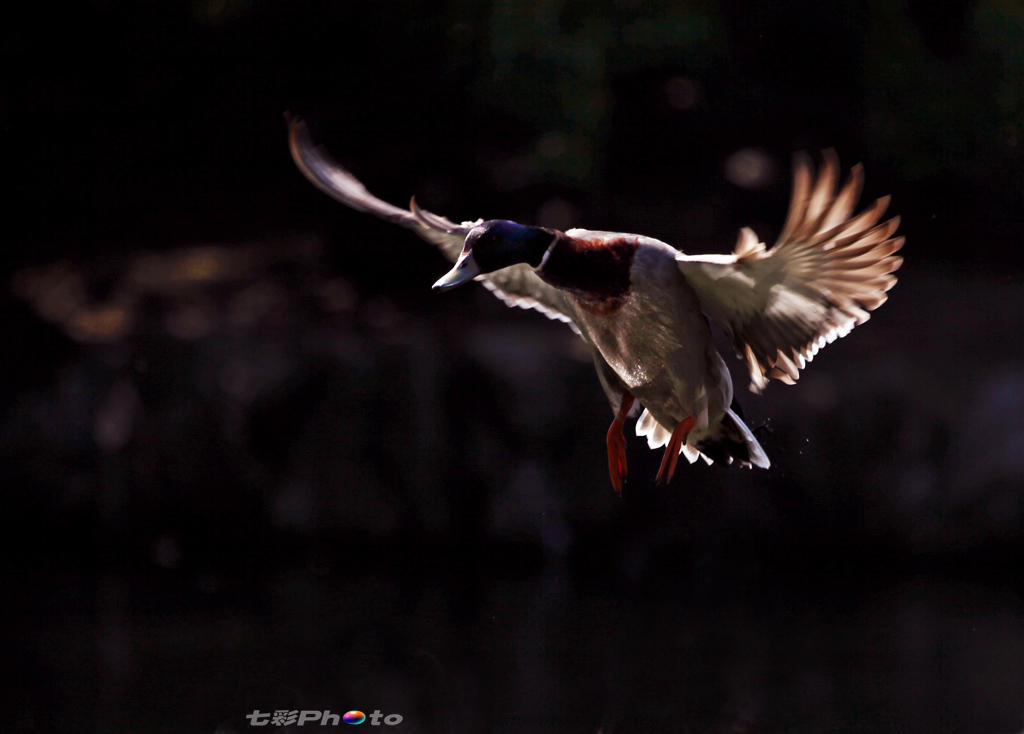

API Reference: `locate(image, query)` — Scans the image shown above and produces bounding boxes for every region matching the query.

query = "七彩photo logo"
[245,710,403,726]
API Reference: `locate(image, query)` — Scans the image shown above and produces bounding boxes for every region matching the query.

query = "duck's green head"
[433,220,557,291]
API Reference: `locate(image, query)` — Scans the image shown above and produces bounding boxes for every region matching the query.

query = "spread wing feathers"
[288,117,471,260]
[287,117,576,327]
[676,150,904,392]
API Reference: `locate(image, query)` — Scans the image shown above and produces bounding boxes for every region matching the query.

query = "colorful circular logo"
[343,711,366,725]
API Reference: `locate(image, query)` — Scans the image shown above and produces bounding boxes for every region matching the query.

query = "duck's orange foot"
[606,392,635,494]
[655,416,697,486]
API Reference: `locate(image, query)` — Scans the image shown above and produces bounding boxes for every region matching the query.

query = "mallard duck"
[288,118,903,492]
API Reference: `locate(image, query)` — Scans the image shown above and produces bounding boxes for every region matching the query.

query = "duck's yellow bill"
[432,251,480,291]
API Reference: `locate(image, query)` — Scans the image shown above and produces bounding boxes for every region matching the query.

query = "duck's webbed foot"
[606,392,635,494]
[655,416,697,485]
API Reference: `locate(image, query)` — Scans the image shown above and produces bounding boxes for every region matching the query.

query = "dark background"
[2,1,1022,732]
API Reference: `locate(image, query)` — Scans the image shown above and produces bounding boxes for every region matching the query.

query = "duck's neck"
[536,233,639,301]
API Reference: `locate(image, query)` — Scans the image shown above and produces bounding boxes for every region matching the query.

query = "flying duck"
[287,118,903,492]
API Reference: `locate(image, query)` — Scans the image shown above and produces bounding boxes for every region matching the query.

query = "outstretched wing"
[676,150,904,392]
[287,117,576,328]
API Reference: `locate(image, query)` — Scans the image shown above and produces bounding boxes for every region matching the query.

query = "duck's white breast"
[572,241,730,425]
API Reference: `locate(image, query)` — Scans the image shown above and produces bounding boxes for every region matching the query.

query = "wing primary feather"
[776,152,814,245]
[802,149,839,237]
[819,163,864,233]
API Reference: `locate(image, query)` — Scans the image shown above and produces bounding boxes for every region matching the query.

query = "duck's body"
[288,118,903,491]
[540,231,743,463]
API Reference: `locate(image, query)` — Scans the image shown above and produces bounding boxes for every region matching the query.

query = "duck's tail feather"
[635,405,770,469]
[635,407,712,466]
[694,407,770,469]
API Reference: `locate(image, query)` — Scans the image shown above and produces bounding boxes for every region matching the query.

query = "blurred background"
[2,1,1023,732]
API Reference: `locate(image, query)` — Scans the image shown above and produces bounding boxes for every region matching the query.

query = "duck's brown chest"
[536,234,639,307]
